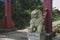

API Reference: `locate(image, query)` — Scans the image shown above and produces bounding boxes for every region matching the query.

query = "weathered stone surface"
[27,33,40,40]
[29,9,46,40]
[30,9,44,33]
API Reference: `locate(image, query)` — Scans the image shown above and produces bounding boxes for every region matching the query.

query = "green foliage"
[0,3,4,20]
[12,0,42,28]
[52,9,60,21]
[53,24,60,32]
[0,0,42,29]
[52,9,60,32]
[11,0,42,29]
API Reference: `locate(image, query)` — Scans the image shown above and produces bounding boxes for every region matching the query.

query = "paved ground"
[0,30,40,40]
[0,31,28,40]
[0,30,60,40]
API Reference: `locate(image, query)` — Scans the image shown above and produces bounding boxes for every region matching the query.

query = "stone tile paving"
[0,30,60,40]
[0,31,28,40]
[0,30,40,40]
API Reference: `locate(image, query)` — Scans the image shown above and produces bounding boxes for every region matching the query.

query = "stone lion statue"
[29,9,45,33]
[28,9,46,40]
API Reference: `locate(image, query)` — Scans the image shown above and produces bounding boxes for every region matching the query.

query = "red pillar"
[0,0,15,31]
[43,0,52,33]
[4,0,15,29]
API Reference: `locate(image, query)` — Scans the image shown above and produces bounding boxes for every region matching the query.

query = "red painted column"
[4,0,15,29]
[43,0,52,33]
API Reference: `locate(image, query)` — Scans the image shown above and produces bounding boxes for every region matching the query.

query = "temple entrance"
[0,0,60,40]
